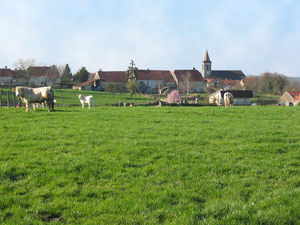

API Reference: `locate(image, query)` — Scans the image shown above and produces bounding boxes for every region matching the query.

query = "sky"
[0,0,300,76]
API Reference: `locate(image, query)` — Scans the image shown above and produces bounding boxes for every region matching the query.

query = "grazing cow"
[16,86,54,112]
[224,92,234,107]
[213,92,222,106]
[77,94,94,109]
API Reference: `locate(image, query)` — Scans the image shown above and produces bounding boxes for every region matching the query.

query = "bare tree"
[183,72,192,96]
[13,58,36,70]
[13,58,37,85]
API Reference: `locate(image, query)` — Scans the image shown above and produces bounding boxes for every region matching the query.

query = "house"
[171,69,204,94]
[12,69,27,85]
[0,67,13,85]
[201,50,246,88]
[82,70,177,94]
[27,66,60,86]
[73,78,101,91]
[97,71,127,91]
[135,70,176,93]
[209,90,253,105]
[279,91,300,106]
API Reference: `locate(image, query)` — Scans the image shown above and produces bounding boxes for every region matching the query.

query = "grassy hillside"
[0,89,154,107]
[1,106,300,224]
[54,89,154,107]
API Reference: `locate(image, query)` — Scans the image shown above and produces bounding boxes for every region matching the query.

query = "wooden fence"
[0,88,21,108]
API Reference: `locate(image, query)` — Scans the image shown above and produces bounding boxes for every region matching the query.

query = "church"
[201,50,246,80]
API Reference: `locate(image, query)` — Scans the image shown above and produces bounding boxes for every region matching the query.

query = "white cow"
[77,94,94,109]
[213,92,222,106]
[16,86,54,112]
[224,92,234,107]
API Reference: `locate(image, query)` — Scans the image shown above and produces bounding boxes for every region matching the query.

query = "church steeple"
[202,49,212,78]
[203,49,211,63]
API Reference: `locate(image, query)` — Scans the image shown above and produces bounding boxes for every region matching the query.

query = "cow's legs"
[25,102,29,112]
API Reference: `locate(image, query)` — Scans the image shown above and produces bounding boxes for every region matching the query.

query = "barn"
[209,90,253,106]
[73,78,101,91]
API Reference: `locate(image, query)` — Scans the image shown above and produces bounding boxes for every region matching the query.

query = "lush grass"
[0,88,154,107]
[54,89,154,107]
[1,106,300,224]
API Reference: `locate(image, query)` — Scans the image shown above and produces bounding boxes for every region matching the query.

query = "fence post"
[12,91,16,108]
[60,91,63,107]
[7,91,10,108]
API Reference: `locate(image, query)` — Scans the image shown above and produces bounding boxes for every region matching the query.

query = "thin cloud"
[0,0,300,76]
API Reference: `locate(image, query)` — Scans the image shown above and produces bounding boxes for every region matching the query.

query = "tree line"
[244,72,300,95]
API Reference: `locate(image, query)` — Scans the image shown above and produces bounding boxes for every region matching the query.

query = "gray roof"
[220,90,253,98]
[210,70,245,80]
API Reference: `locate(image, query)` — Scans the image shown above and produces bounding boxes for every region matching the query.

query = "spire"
[203,49,211,63]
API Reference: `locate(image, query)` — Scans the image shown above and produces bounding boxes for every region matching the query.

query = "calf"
[77,94,94,109]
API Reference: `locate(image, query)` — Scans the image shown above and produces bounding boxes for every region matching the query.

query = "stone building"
[279,91,300,106]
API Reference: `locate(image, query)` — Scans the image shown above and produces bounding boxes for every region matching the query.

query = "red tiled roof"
[206,78,215,83]
[136,70,175,82]
[288,92,300,99]
[27,66,57,77]
[173,70,204,81]
[223,80,241,85]
[0,68,13,77]
[75,78,99,87]
[98,71,127,82]
[12,70,27,78]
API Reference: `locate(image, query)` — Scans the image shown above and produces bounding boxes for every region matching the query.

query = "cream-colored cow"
[224,92,234,107]
[16,86,55,112]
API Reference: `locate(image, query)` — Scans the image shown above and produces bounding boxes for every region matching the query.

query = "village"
[0,50,299,107]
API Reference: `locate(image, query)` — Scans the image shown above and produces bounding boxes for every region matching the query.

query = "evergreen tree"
[126,60,139,98]
[61,64,73,86]
[126,59,138,81]
[73,67,89,84]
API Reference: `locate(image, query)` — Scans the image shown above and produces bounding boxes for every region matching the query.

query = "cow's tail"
[50,87,55,111]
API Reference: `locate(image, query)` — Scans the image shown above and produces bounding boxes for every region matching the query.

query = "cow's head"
[15,86,24,98]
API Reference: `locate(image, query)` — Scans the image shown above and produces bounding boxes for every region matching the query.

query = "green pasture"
[0,88,154,107]
[1,106,300,224]
[53,89,154,107]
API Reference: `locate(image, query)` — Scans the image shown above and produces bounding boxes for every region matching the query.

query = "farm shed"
[209,90,253,105]
[73,78,101,91]
[279,91,300,106]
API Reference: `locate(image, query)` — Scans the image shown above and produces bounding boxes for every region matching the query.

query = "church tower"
[202,49,212,78]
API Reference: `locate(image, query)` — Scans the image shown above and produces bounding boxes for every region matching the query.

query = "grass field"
[1,106,300,224]
[0,89,154,107]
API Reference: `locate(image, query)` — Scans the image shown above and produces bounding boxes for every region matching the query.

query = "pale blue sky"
[1,0,300,76]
